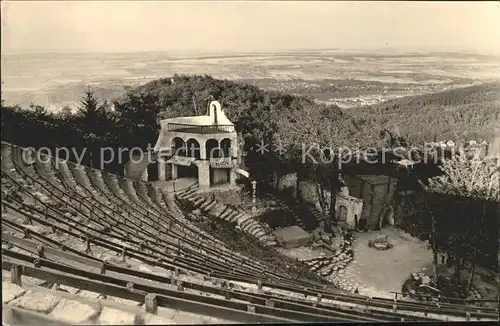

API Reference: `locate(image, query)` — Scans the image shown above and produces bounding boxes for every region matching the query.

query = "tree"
[274,102,382,232]
[78,89,103,122]
[58,106,73,120]
[427,151,499,201]
[76,88,117,168]
[380,129,409,148]
[424,150,499,289]
[28,103,47,117]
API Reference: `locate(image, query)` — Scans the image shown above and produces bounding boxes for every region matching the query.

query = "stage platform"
[151,178,197,194]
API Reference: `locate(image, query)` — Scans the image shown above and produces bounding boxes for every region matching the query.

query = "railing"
[167,123,235,134]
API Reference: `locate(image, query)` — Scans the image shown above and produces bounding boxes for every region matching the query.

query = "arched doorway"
[338,205,348,223]
[378,205,395,229]
[358,217,367,231]
[177,163,198,179]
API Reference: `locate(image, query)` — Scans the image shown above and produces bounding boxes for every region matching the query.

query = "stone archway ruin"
[337,205,348,222]
[378,205,395,230]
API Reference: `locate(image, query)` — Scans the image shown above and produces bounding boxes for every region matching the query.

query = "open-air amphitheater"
[1,140,499,324]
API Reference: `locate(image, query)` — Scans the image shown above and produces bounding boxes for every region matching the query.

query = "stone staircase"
[175,186,278,247]
[274,197,324,232]
[301,232,357,293]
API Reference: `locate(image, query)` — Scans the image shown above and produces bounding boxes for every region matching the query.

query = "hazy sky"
[2,1,500,54]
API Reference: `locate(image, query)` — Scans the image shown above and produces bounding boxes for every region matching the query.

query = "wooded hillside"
[352,82,500,144]
[2,76,498,179]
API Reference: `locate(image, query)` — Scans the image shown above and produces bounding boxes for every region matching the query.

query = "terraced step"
[178,188,198,200]
[225,211,240,223]
[251,226,266,238]
[199,198,213,210]
[191,197,205,207]
[203,200,217,212]
[233,212,246,224]
[206,202,224,217]
[240,217,254,230]
[219,209,232,220]
[253,229,267,237]
[238,215,253,225]
[245,221,259,234]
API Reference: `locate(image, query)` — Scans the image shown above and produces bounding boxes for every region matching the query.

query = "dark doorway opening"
[147,162,158,181]
[338,205,348,222]
[358,217,367,231]
[210,168,230,186]
[177,164,198,179]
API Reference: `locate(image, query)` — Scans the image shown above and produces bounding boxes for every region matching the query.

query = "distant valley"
[1,50,499,111]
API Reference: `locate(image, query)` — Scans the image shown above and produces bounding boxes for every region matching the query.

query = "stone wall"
[344,175,398,229]
[198,187,244,206]
[278,176,363,229]
[336,194,363,229]
[123,152,152,181]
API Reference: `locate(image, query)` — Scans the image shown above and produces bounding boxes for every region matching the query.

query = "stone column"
[251,180,257,213]
[230,159,238,186]
[171,164,178,180]
[141,168,148,182]
[200,143,207,160]
[157,157,166,181]
[198,161,210,189]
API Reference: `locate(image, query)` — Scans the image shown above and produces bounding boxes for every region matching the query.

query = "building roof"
[355,174,398,186]
[159,101,234,127]
[337,193,363,203]
[395,159,417,167]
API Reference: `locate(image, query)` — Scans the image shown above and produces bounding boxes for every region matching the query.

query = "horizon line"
[3,46,500,57]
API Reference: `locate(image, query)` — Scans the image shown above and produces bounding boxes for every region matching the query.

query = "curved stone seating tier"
[2,144,492,320]
[2,144,306,281]
[102,173,130,203]
[1,143,498,322]
[54,160,91,199]
[70,164,94,192]
[1,171,252,278]
[134,181,160,211]
[6,160,189,252]
[118,177,146,209]
[149,186,170,213]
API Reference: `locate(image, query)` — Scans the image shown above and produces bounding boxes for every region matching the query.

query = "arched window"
[186,139,201,159]
[220,138,232,158]
[205,139,221,159]
[171,137,186,156]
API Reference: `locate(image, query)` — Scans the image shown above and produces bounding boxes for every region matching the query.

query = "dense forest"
[1,75,346,178]
[2,75,499,289]
[352,82,500,144]
[2,75,499,178]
